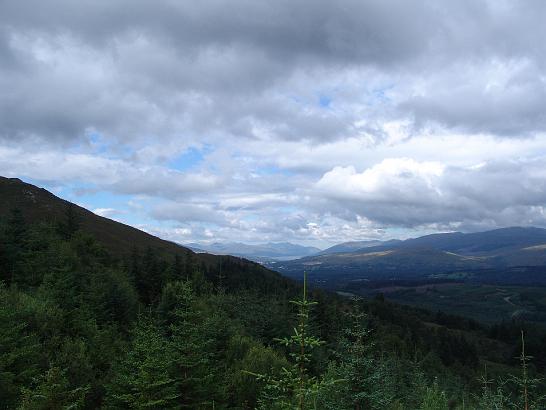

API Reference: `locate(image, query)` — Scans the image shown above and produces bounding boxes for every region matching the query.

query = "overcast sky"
[2,0,546,247]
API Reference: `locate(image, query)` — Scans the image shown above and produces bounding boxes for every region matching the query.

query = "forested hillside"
[1,179,545,408]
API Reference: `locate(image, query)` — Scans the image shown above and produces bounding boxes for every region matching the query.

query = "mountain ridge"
[0,176,286,284]
[272,226,546,286]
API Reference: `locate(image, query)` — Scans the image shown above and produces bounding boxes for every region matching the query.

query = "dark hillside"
[0,176,193,258]
[0,177,196,256]
[0,176,286,290]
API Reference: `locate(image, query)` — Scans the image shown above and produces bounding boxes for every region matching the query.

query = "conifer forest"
[1,201,545,409]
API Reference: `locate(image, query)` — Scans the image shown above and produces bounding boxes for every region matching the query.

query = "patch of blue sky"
[87,132,108,153]
[73,189,133,209]
[168,144,213,172]
[318,94,332,108]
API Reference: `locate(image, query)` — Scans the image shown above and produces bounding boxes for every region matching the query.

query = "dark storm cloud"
[3,0,546,144]
[0,0,435,64]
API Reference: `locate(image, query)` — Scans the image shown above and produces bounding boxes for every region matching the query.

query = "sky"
[1,0,546,248]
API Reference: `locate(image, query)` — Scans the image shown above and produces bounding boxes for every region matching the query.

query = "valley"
[2,176,546,408]
[268,229,546,325]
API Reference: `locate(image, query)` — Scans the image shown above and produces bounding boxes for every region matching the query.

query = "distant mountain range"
[318,239,401,255]
[272,227,546,288]
[186,239,407,261]
[186,241,321,261]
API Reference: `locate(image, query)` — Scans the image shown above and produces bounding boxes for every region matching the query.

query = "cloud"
[315,157,546,229]
[3,0,546,147]
[0,147,220,198]
[317,159,445,201]
[401,60,546,136]
[150,202,226,225]
[3,1,546,245]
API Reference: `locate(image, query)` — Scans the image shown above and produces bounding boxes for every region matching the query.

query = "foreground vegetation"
[1,207,545,409]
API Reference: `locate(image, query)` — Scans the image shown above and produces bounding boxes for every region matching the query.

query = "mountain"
[390,227,546,255]
[274,227,546,287]
[0,177,285,282]
[319,239,401,255]
[0,177,191,258]
[186,241,321,261]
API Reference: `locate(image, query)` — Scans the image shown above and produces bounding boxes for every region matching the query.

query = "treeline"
[0,207,545,409]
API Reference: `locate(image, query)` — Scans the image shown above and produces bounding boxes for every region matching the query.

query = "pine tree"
[252,272,331,410]
[136,247,163,305]
[166,253,184,283]
[161,281,219,408]
[4,208,27,284]
[320,299,395,409]
[6,208,26,246]
[105,317,180,409]
[419,380,449,410]
[18,367,87,410]
[225,334,289,408]
[57,203,80,240]
[476,364,509,409]
[509,330,545,410]
[184,252,195,280]
[128,245,141,285]
[0,288,42,408]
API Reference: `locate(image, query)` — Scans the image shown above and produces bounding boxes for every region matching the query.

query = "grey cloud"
[3,0,546,145]
[0,0,435,65]
[108,171,220,198]
[3,0,546,245]
[401,61,546,136]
